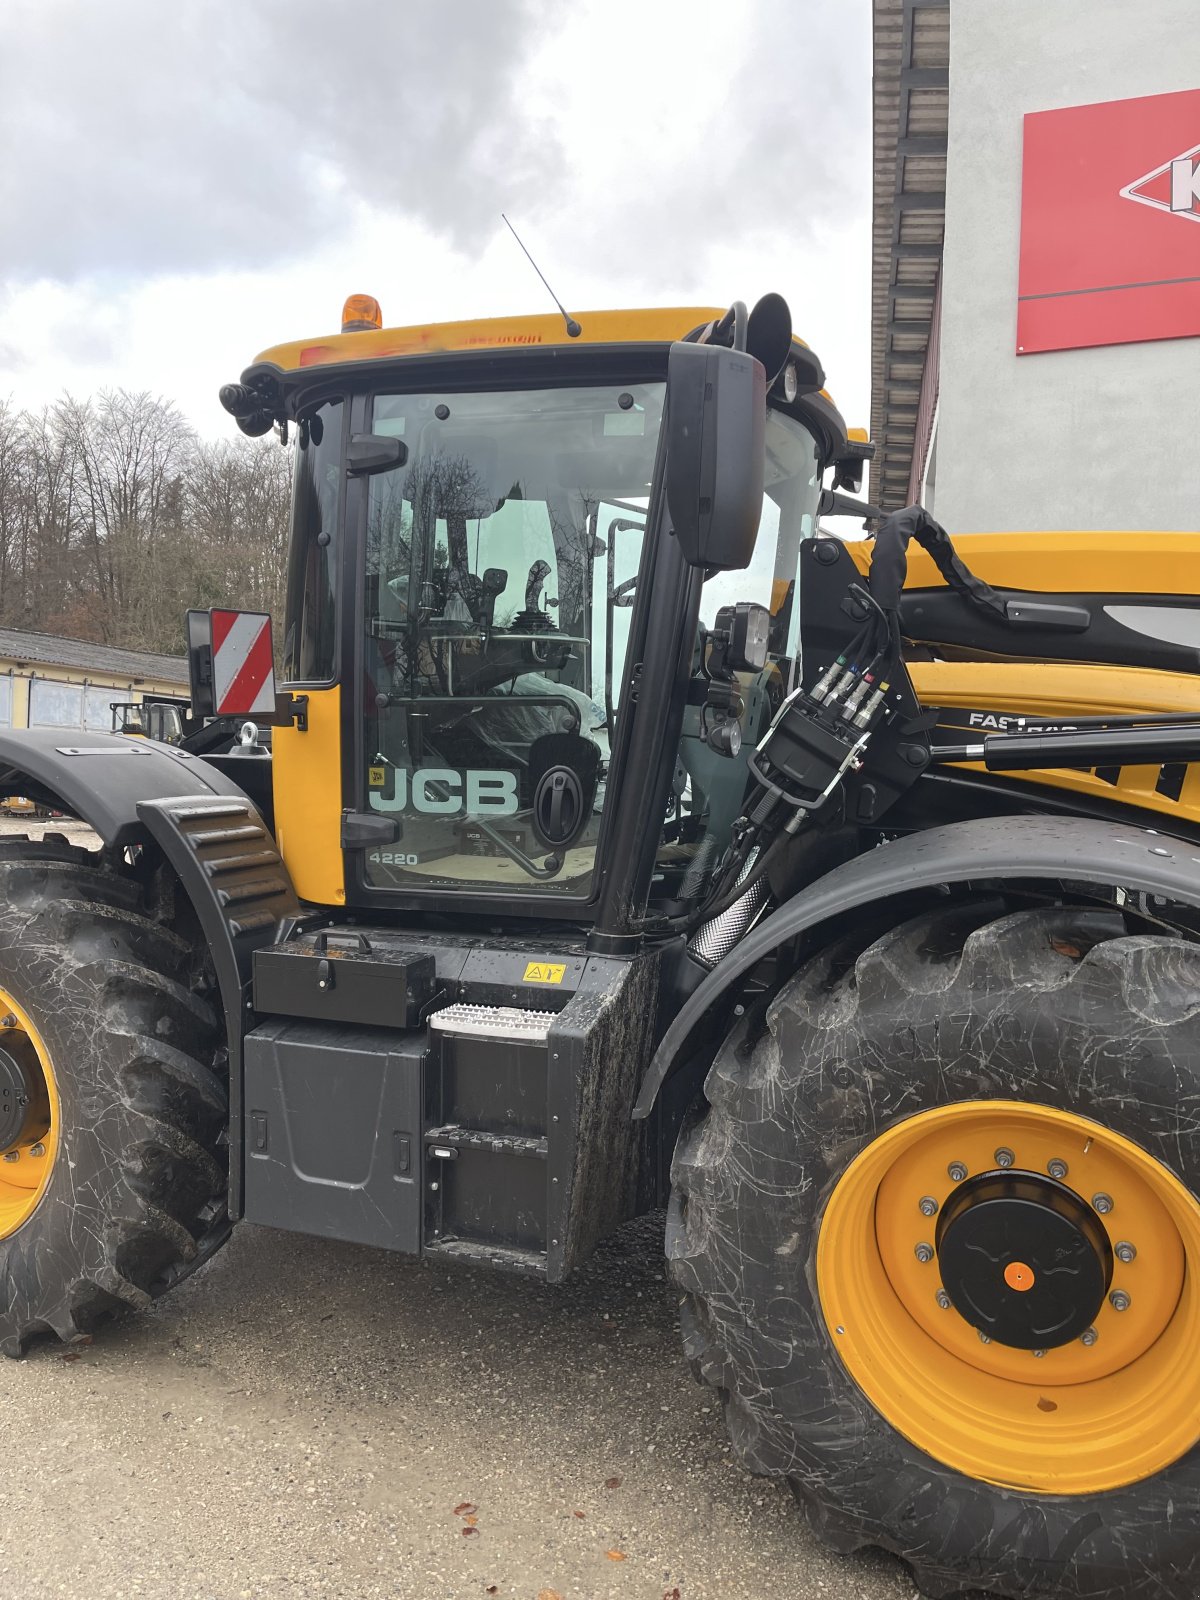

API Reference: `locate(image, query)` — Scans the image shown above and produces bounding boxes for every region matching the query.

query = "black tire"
[668,899,1200,1600]
[0,839,229,1355]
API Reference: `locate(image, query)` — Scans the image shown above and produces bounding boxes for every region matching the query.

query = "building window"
[0,678,11,727]
[29,680,84,728]
[84,687,118,731]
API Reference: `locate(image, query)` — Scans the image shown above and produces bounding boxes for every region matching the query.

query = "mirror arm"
[817,488,884,523]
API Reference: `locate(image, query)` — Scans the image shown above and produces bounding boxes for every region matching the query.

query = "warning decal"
[211,609,276,717]
[523,962,566,985]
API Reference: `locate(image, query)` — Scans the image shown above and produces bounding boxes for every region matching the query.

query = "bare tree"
[0,389,293,658]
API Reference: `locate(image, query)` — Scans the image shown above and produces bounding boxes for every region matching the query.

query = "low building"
[0,627,189,733]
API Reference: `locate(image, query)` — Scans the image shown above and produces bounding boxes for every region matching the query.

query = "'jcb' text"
[372,767,518,816]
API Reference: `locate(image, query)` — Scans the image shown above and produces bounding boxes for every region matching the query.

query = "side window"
[283,397,343,684]
[84,687,117,730]
[29,681,83,728]
[656,411,824,912]
[358,382,661,898]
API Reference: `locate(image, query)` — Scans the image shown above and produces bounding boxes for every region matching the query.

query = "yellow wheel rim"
[0,991,57,1237]
[817,1101,1200,1495]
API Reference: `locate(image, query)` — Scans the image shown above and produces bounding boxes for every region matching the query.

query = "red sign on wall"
[1017,88,1200,355]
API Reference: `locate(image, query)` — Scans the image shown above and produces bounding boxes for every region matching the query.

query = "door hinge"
[271,693,308,731]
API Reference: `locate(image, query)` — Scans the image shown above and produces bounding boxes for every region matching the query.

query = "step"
[425,1237,547,1276]
[429,1003,554,1043]
[425,1125,548,1159]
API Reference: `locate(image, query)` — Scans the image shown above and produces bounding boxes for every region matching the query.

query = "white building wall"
[935,1,1200,534]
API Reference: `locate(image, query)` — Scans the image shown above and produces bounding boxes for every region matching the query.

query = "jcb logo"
[1121,140,1200,224]
[372,767,518,816]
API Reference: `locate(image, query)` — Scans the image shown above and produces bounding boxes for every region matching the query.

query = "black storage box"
[243,1019,424,1251]
[254,929,436,1028]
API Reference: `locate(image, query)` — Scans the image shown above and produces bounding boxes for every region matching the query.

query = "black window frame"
[280,387,350,691]
[338,346,673,927]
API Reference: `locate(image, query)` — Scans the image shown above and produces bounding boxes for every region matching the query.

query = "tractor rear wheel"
[0,838,229,1354]
[669,899,1200,1599]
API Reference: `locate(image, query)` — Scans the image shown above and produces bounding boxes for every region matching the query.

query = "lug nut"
[1092,1193,1114,1215]
[1115,1240,1137,1264]
[994,1147,1015,1169]
[919,1195,939,1217]
[936,1289,952,1310]
[0,1014,15,1029]
[947,1161,968,1183]
[1081,1327,1099,1347]
[914,1242,934,1264]
[978,1331,992,1345]
[1110,1289,1131,1312]
[28,1142,44,1158]
[1047,1158,1069,1180]
[2,1150,17,1163]
[1032,1349,1046,1359]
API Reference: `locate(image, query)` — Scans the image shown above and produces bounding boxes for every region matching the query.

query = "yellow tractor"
[0,291,1197,1600]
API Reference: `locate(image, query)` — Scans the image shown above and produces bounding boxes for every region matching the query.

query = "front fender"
[0,728,252,845]
[634,815,1200,1119]
[0,729,300,1220]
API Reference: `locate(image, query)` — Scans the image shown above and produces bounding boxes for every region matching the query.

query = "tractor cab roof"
[236,303,852,467]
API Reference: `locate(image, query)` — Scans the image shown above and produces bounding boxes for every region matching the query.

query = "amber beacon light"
[342,294,383,332]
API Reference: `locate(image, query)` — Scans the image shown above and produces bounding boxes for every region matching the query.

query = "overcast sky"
[0,0,872,437]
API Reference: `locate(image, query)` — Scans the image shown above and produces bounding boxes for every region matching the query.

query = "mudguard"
[634,815,1200,1119]
[0,729,251,843]
[137,794,299,1219]
[0,729,300,1218]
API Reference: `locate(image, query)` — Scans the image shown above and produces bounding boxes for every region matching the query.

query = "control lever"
[479,567,508,635]
[525,559,552,614]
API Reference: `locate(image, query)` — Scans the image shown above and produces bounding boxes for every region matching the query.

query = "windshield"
[656,408,824,910]
[361,381,663,897]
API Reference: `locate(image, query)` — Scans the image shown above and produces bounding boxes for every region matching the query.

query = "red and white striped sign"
[211,609,276,716]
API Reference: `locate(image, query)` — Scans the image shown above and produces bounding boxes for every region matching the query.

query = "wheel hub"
[818,1101,1200,1494]
[0,1042,37,1153]
[936,1170,1113,1349]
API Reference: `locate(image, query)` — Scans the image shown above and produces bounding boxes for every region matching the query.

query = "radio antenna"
[501,214,582,338]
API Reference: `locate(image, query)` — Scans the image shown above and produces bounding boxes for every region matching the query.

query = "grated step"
[429,1003,554,1043]
[425,1238,547,1276]
[425,1126,548,1159]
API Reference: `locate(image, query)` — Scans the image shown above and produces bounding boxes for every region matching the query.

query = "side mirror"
[665,342,765,571]
[186,610,214,717]
[347,433,409,475]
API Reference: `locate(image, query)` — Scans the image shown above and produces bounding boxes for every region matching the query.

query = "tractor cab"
[110,698,186,744]
[219,297,865,931]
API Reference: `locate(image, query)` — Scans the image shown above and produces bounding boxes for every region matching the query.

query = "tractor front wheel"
[669,899,1200,1599]
[0,840,229,1354]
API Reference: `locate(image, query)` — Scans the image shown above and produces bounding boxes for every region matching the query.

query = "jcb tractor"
[0,292,1198,1600]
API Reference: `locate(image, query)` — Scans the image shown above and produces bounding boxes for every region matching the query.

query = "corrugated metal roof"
[0,627,189,686]
[871,0,948,513]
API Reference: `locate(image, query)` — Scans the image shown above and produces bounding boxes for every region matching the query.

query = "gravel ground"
[0,1215,918,1600]
[0,815,915,1599]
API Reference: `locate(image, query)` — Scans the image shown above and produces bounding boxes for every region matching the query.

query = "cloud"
[1,0,865,292]
[0,0,873,435]
[513,0,869,293]
[0,0,561,279]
